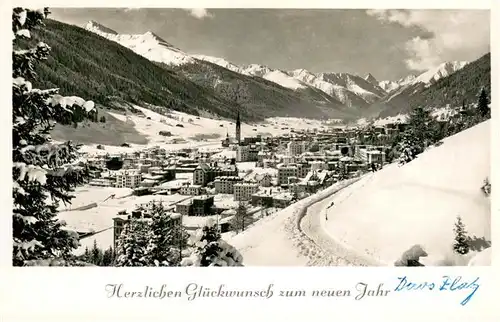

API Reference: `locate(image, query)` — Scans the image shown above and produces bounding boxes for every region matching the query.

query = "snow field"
[80,105,333,155]
[321,121,490,266]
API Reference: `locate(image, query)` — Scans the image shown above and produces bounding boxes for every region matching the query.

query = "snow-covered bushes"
[181,219,243,267]
[115,219,149,267]
[114,201,189,267]
[144,202,188,266]
[397,131,422,165]
[394,244,428,266]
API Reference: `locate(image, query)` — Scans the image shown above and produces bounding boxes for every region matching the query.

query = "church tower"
[235,111,241,144]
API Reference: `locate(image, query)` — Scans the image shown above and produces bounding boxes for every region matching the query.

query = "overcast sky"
[50,8,490,81]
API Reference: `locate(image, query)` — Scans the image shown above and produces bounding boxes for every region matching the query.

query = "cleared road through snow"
[299,175,384,266]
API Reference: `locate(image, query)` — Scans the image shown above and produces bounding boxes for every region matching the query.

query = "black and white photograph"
[12,7,491,268]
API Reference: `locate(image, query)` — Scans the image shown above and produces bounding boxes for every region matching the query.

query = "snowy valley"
[12,8,491,269]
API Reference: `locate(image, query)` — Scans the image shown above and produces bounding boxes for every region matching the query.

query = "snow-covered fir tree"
[115,219,149,266]
[182,219,244,267]
[453,216,470,255]
[230,202,253,233]
[144,201,188,266]
[12,8,95,266]
[101,246,115,266]
[477,88,490,118]
[90,239,102,264]
[397,130,421,165]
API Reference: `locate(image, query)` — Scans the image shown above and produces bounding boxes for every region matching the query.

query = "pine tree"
[230,202,253,233]
[477,88,490,118]
[407,106,436,149]
[83,246,90,261]
[453,216,470,255]
[102,246,114,266]
[144,202,188,266]
[397,130,421,165]
[181,219,243,267]
[12,8,95,266]
[90,239,102,265]
[115,219,149,267]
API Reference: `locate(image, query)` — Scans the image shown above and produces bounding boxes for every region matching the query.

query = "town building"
[214,176,243,194]
[180,184,202,196]
[234,183,259,201]
[273,192,294,208]
[193,162,238,187]
[175,196,215,217]
[287,141,305,157]
[191,196,215,216]
[277,164,298,186]
[176,200,193,217]
[236,145,249,162]
[114,169,142,188]
[355,147,386,165]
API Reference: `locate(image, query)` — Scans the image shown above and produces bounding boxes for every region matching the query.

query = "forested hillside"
[375,53,491,118]
[409,53,491,109]
[20,19,251,120]
[171,60,354,120]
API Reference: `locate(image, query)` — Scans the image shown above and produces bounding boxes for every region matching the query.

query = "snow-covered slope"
[412,61,468,86]
[378,61,466,96]
[262,70,306,90]
[84,20,194,66]
[290,69,386,107]
[79,103,333,155]
[192,54,249,75]
[467,247,491,266]
[322,120,490,265]
[379,75,417,93]
[382,61,468,105]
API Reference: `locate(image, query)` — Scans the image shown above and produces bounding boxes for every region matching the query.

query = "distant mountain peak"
[84,21,193,66]
[412,61,468,85]
[364,73,378,85]
[142,31,167,43]
[84,20,118,35]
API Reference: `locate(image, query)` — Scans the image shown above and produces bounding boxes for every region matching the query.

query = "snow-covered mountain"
[412,61,468,86]
[194,55,307,90]
[84,20,195,66]
[378,75,417,93]
[287,69,388,108]
[83,20,471,115]
[372,62,466,95]
[366,59,473,119]
[192,54,247,75]
[84,21,390,108]
[382,61,469,104]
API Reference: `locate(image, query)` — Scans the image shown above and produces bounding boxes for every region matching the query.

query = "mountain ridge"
[82,19,475,117]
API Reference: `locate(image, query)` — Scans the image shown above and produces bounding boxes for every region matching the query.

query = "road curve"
[299,177,382,266]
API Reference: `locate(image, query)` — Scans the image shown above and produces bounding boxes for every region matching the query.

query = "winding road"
[299,175,383,266]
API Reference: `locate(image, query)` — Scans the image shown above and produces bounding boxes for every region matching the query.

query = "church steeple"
[235,110,241,144]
